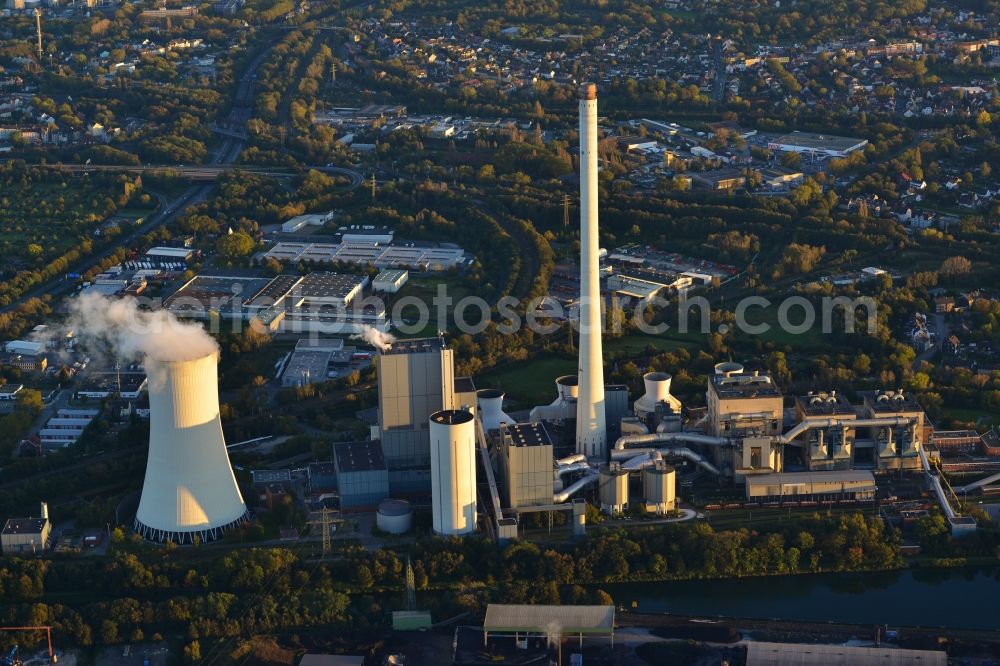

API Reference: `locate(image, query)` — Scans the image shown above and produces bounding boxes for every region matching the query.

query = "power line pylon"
[562,193,571,228]
[34,8,43,62]
[307,507,333,556]
[404,556,416,611]
[368,173,376,200]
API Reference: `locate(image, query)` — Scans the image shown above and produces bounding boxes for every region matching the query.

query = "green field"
[605,332,700,356]
[737,303,834,349]
[942,407,1000,428]
[477,357,578,408]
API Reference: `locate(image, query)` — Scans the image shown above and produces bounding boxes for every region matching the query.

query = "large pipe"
[775,416,915,445]
[555,461,592,478]
[554,469,599,503]
[614,431,727,450]
[619,448,722,476]
[556,453,587,467]
[575,82,607,460]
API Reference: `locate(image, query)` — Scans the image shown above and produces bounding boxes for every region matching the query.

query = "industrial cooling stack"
[429,409,477,535]
[134,351,249,543]
[576,82,608,460]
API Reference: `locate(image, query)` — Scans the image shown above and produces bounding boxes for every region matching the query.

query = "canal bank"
[601,565,1000,631]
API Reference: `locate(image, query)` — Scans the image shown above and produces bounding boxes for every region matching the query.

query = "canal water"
[601,566,1000,630]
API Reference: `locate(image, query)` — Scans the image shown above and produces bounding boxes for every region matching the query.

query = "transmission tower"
[404,556,416,611]
[307,507,333,556]
[562,193,571,228]
[368,173,376,200]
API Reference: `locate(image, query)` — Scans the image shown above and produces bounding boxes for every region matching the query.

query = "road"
[711,36,726,103]
[0,37,360,315]
[43,163,363,185]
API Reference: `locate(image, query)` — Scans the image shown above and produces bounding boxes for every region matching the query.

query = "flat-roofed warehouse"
[745,641,946,665]
[262,240,465,271]
[745,470,876,502]
[767,131,868,158]
[483,604,615,647]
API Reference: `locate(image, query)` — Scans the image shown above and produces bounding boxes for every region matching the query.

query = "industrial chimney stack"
[575,83,607,460]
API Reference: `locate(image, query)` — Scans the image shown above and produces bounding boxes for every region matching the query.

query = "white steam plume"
[351,324,396,352]
[68,292,219,363]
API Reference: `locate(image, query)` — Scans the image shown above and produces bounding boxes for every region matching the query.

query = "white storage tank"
[642,459,677,515]
[376,499,412,534]
[598,462,629,516]
[429,409,477,535]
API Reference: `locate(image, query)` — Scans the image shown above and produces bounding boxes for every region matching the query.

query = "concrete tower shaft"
[576,82,607,459]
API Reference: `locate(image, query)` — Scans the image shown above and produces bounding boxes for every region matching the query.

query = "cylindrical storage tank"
[376,499,412,534]
[598,462,629,516]
[135,352,248,544]
[556,375,579,401]
[642,461,676,516]
[714,361,744,377]
[477,389,512,433]
[429,410,477,536]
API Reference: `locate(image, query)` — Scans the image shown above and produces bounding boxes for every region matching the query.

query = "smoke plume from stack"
[352,324,396,352]
[68,292,218,364]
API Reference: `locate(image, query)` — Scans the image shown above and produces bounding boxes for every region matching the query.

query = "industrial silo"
[429,409,477,535]
[642,459,677,515]
[134,351,249,544]
[598,462,629,516]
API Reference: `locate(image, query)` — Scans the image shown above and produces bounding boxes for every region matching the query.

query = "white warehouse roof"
[484,604,614,635]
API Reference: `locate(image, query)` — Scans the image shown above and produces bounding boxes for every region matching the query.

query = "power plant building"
[499,422,555,508]
[863,390,925,470]
[1,516,51,555]
[376,337,476,497]
[706,363,784,477]
[378,337,456,468]
[745,470,876,502]
[334,440,389,510]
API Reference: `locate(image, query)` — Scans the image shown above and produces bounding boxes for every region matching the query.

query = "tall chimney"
[576,83,607,459]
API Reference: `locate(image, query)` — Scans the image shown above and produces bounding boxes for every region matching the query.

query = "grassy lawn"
[477,357,578,408]
[605,332,699,356]
[737,304,834,349]
[942,407,1000,428]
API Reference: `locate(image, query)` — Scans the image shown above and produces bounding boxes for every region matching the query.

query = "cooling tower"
[576,82,607,460]
[134,351,249,543]
[429,409,477,535]
[477,389,513,433]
